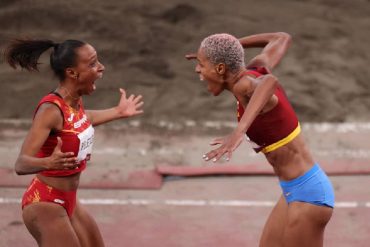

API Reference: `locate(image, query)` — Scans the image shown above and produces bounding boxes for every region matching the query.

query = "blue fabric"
[279,163,335,208]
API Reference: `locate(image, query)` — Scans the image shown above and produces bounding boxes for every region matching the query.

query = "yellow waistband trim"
[261,123,301,153]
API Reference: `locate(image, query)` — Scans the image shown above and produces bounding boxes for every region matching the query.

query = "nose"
[98,61,105,72]
[195,63,201,73]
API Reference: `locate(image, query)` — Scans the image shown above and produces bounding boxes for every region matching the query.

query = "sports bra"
[35,93,94,176]
[237,67,300,153]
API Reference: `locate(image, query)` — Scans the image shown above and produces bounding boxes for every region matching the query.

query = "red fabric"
[237,67,299,152]
[35,94,90,176]
[22,177,77,217]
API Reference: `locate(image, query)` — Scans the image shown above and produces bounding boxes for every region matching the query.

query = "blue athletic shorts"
[279,163,335,208]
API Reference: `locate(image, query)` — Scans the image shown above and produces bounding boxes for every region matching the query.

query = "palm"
[117,88,144,117]
[204,131,244,162]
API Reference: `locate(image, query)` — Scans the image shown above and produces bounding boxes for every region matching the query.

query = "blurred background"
[1,0,369,124]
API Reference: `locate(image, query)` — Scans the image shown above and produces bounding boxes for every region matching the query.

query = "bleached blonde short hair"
[200,33,245,73]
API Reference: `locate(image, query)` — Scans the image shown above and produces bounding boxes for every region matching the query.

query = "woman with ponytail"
[5,38,144,246]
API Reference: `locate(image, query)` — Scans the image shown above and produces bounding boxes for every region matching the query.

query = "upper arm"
[246,32,292,71]
[19,103,63,157]
[85,110,93,123]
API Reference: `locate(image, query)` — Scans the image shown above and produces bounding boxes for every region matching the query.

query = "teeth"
[199,75,204,81]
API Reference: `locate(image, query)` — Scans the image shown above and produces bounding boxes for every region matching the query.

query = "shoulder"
[233,75,254,97]
[34,103,63,129]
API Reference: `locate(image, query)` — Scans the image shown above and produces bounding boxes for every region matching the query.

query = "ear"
[65,68,79,79]
[215,63,226,75]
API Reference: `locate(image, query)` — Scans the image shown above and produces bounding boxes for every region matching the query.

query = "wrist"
[114,107,126,119]
[42,157,52,170]
[234,126,246,135]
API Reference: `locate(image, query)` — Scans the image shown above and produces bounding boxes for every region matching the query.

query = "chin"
[212,88,224,96]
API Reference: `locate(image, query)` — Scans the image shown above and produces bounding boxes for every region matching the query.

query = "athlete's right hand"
[47,137,78,170]
[185,53,197,60]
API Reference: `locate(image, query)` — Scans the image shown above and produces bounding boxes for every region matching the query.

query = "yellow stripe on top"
[261,123,301,153]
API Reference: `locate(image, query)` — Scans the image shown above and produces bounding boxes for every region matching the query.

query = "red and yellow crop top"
[35,93,94,177]
[237,67,301,153]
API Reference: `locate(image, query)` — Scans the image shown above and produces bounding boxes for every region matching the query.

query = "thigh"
[23,202,81,247]
[283,202,333,247]
[259,195,288,247]
[71,201,105,247]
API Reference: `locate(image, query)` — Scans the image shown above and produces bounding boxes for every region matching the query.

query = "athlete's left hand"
[116,88,144,117]
[203,130,245,163]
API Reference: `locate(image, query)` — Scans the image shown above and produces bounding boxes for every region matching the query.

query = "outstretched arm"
[239,32,292,71]
[86,88,144,126]
[204,74,278,162]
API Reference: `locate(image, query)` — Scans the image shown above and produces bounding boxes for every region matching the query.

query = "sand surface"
[0,0,369,123]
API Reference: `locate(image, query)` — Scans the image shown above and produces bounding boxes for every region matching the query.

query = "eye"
[89,61,97,67]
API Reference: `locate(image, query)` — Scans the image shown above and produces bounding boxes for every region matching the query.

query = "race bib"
[77,125,94,162]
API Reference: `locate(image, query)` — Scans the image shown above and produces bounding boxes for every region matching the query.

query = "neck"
[224,68,248,91]
[56,85,80,106]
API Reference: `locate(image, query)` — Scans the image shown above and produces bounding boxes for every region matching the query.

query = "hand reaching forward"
[116,88,144,118]
[203,130,245,163]
[47,137,78,170]
[185,53,197,60]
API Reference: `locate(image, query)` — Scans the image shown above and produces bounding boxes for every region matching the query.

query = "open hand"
[116,88,144,117]
[48,137,78,170]
[203,130,245,163]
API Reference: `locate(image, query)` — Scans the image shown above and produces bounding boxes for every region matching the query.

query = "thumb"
[119,88,126,97]
[210,138,223,146]
[55,137,62,151]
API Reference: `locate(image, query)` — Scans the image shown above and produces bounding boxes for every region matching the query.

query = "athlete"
[4,38,143,246]
[186,32,334,247]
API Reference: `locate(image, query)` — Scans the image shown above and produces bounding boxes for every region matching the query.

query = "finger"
[63,162,77,169]
[133,95,143,104]
[225,151,232,162]
[135,101,144,109]
[55,137,63,151]
[209,138,224,146]
[65,157,78,164]
[185,53,197,60]
[203,149,218,162]
[128,94,134,101]
[119,88,126,97]
[61,152,75,158]
[213,148,227,162]
[62,157,78,168]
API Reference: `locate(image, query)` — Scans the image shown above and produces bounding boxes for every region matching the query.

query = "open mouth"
[92,73,103,90]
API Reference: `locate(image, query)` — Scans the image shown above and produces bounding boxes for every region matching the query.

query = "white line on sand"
[0,197,367,208]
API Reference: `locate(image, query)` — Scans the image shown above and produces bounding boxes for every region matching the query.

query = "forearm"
[239,32,291,48]
[243,32,291,70]
[236,75,278,133]
[86,108,123,126]
[15,155,50,175]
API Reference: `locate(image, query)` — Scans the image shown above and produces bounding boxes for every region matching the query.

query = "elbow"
[14,159,27,175]
[264,74,279,92]
[15,164,25,175]
[277,32,292,46]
